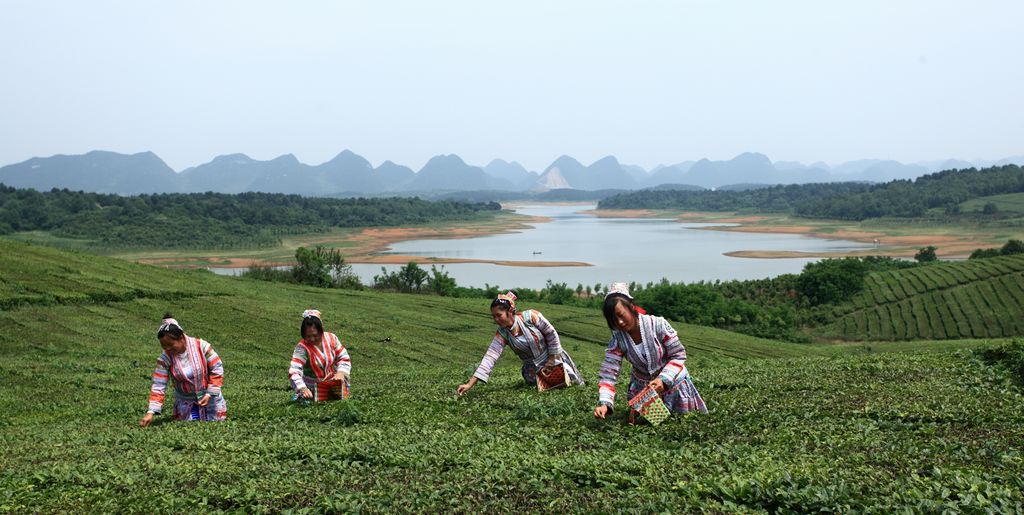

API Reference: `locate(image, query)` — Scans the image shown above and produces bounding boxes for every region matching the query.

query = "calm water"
[213,204,874,288]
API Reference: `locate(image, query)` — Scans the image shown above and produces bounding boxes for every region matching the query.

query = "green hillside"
[961,192,1024,213]
[1,239,1022,511]
[821,255,1024,340]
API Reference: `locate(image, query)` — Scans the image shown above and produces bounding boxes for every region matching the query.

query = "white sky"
[1,1,1022,172]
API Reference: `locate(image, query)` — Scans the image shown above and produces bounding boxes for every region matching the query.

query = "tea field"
[822,254,1024,341]
[1,239,1023,512]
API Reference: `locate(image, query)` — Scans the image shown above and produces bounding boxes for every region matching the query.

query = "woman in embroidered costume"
[289,309,351,402]
[139,314,227,426]
[457,291,584,395]
[593,283,707,421]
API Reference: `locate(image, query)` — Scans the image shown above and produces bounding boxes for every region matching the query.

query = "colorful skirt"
[294,378,350,403]
[521,350,585,386]
[171,394,227,422]
[626,369,707,420]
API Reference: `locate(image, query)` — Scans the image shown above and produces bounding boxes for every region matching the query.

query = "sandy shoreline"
[582,207,1012,259]
[692,224,992,258]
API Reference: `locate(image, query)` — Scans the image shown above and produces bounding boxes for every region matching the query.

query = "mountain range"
[1,149,1022,196]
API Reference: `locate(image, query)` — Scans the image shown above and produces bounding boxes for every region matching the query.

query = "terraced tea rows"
[823,255,1024,340]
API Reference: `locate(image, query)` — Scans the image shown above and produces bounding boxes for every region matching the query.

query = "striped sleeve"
[289,343,310,392]
[332,335,352,376]
[202,340,224,396]
[472,332,507,382]
[597,337,624,407]
[655,317,688,387]
[532,311,563,358]
[148,353,171,414]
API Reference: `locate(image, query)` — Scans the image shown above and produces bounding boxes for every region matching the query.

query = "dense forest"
[598,165,1024,220]
[0,185,501,249]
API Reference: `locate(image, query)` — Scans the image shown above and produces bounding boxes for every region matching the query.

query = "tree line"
[597,165,1024,221]
[0,185,501,249]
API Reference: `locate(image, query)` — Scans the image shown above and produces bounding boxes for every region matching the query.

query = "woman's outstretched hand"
[139,412,154,427]
[593,405,611,419]
[456,376,479,396]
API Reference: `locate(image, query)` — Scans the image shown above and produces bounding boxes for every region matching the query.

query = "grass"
[961,192,1024,213]
[1,238,1023,512]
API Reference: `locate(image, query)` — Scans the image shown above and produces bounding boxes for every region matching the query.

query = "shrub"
[242,246,361,289]
[914,246,938,263]
[979,339,1024,385]
[373,262,427,293]
[1002,239,1024,255]
[796,258,869,305]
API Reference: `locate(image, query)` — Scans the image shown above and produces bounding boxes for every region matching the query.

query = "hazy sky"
[2,1,1022,172]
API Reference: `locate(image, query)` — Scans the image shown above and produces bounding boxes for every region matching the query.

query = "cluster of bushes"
[243,246,362,289]
[969,239,1024,259]
[371,263,456,295]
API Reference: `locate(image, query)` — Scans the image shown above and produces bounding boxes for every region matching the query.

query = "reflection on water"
[212,204,875,288]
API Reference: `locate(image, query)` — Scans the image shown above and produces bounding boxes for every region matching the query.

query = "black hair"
[157,312,184,339]
[300,315,324,338]
[602,294,638,331]
[489,290,518,313]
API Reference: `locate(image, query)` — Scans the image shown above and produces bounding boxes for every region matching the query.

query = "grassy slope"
[961,192,1024,213]
[1,239,1022,512]
[822,255,1024,341]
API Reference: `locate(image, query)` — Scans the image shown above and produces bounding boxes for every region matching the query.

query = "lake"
[313,204,872,288]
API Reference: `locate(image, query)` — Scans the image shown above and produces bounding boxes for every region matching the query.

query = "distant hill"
[716,183,777,192]
[182,153,308,194]
[830,159,928,182]
[407,154,513,191]
[308,150,381,194]
[645,183,705,191]
[535,155,585,191]
[535,155,637,191]
[483,159,536,190]
[685,153,775,188]
[3,149,1024,196]
[374,160,415,191]
[426,188,628,203]
[821,254,1024,340]
[182,151,391,195]
[679,153,834,188]
[644,162,695,187]
[621,164,649,184]
[0,150,180,194]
